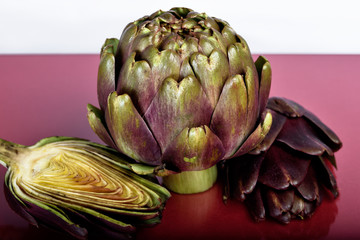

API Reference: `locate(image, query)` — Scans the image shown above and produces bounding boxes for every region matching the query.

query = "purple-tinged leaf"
[277,117,334,156]
[258,144,311,190]
[304,111,342,151]
[245,186,265,222]
[228,154,264,201]
[117,52,153,115]
[267,97,306,117]
[144,76,213,152]
[105,92,162,165]
[251,110,287,154]
[232,111,272,158]
[190,50,229,109]
[266,188,294,224]
[315,156,339,197]
[161,125,225,171]
[118,47,181,115]
[210,74,248,158]
[290,194,306,218]
[296,165,320,202]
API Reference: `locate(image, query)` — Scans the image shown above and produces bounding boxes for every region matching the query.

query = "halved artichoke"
[0,137,170,239]
[223,97,341,223]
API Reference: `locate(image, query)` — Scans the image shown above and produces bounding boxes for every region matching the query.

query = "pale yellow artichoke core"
[13,141,158,211]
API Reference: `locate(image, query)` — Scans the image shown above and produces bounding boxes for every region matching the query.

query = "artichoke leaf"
[161,125,225,172]
[105,92,162,165]
[255,56,272,115]
[87,104,118,150]
[232,110,272,158]
[98,39,118,111]
[144,76,213,152]
[211,74,248,158]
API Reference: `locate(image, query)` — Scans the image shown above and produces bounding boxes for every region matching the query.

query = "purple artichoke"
[87,7,272,193]
[223,97,342,223]
[0,137,170,239]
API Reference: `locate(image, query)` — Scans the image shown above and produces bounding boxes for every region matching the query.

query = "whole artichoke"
[0,137,170,239]
[87,7,272,193]
[223,97,342,223]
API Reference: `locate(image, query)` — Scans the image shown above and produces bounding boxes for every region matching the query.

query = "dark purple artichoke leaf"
[223,97,341,224]
[290,193,318,220]
[296,163,320,202]
[314,156,339,197]
[227,154,264,201]
[244,185,266,222]
[303,110,342,152]
[277,117,334,156]
[258,143,311,190]
[267,97,306,117]
[265,188,295,224]
[268,97,342,159]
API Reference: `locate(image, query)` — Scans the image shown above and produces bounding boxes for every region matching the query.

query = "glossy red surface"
[0,54,359,239]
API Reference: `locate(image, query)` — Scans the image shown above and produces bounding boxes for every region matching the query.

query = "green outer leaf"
[190,50,229,109]
[117,52,153,115]
[255,56,272,115]
[87,104,117,150]
[210,74,248,158]
[161,125,225,171]
[98,39,118,111]
[232,110,272,157]
[243,66,260,138]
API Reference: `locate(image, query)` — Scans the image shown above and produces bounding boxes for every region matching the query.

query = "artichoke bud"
[0,137,170,239]
[90,7,274,194]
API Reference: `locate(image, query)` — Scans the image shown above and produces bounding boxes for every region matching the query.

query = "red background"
[0,54,359,239]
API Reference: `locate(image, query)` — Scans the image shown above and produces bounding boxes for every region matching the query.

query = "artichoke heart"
[0,136,170,239]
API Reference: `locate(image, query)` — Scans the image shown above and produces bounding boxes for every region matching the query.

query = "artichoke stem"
[0,138,23,168]
[162,165,218,194]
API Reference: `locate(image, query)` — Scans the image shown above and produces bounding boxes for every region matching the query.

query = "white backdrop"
[1,0,359,54]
